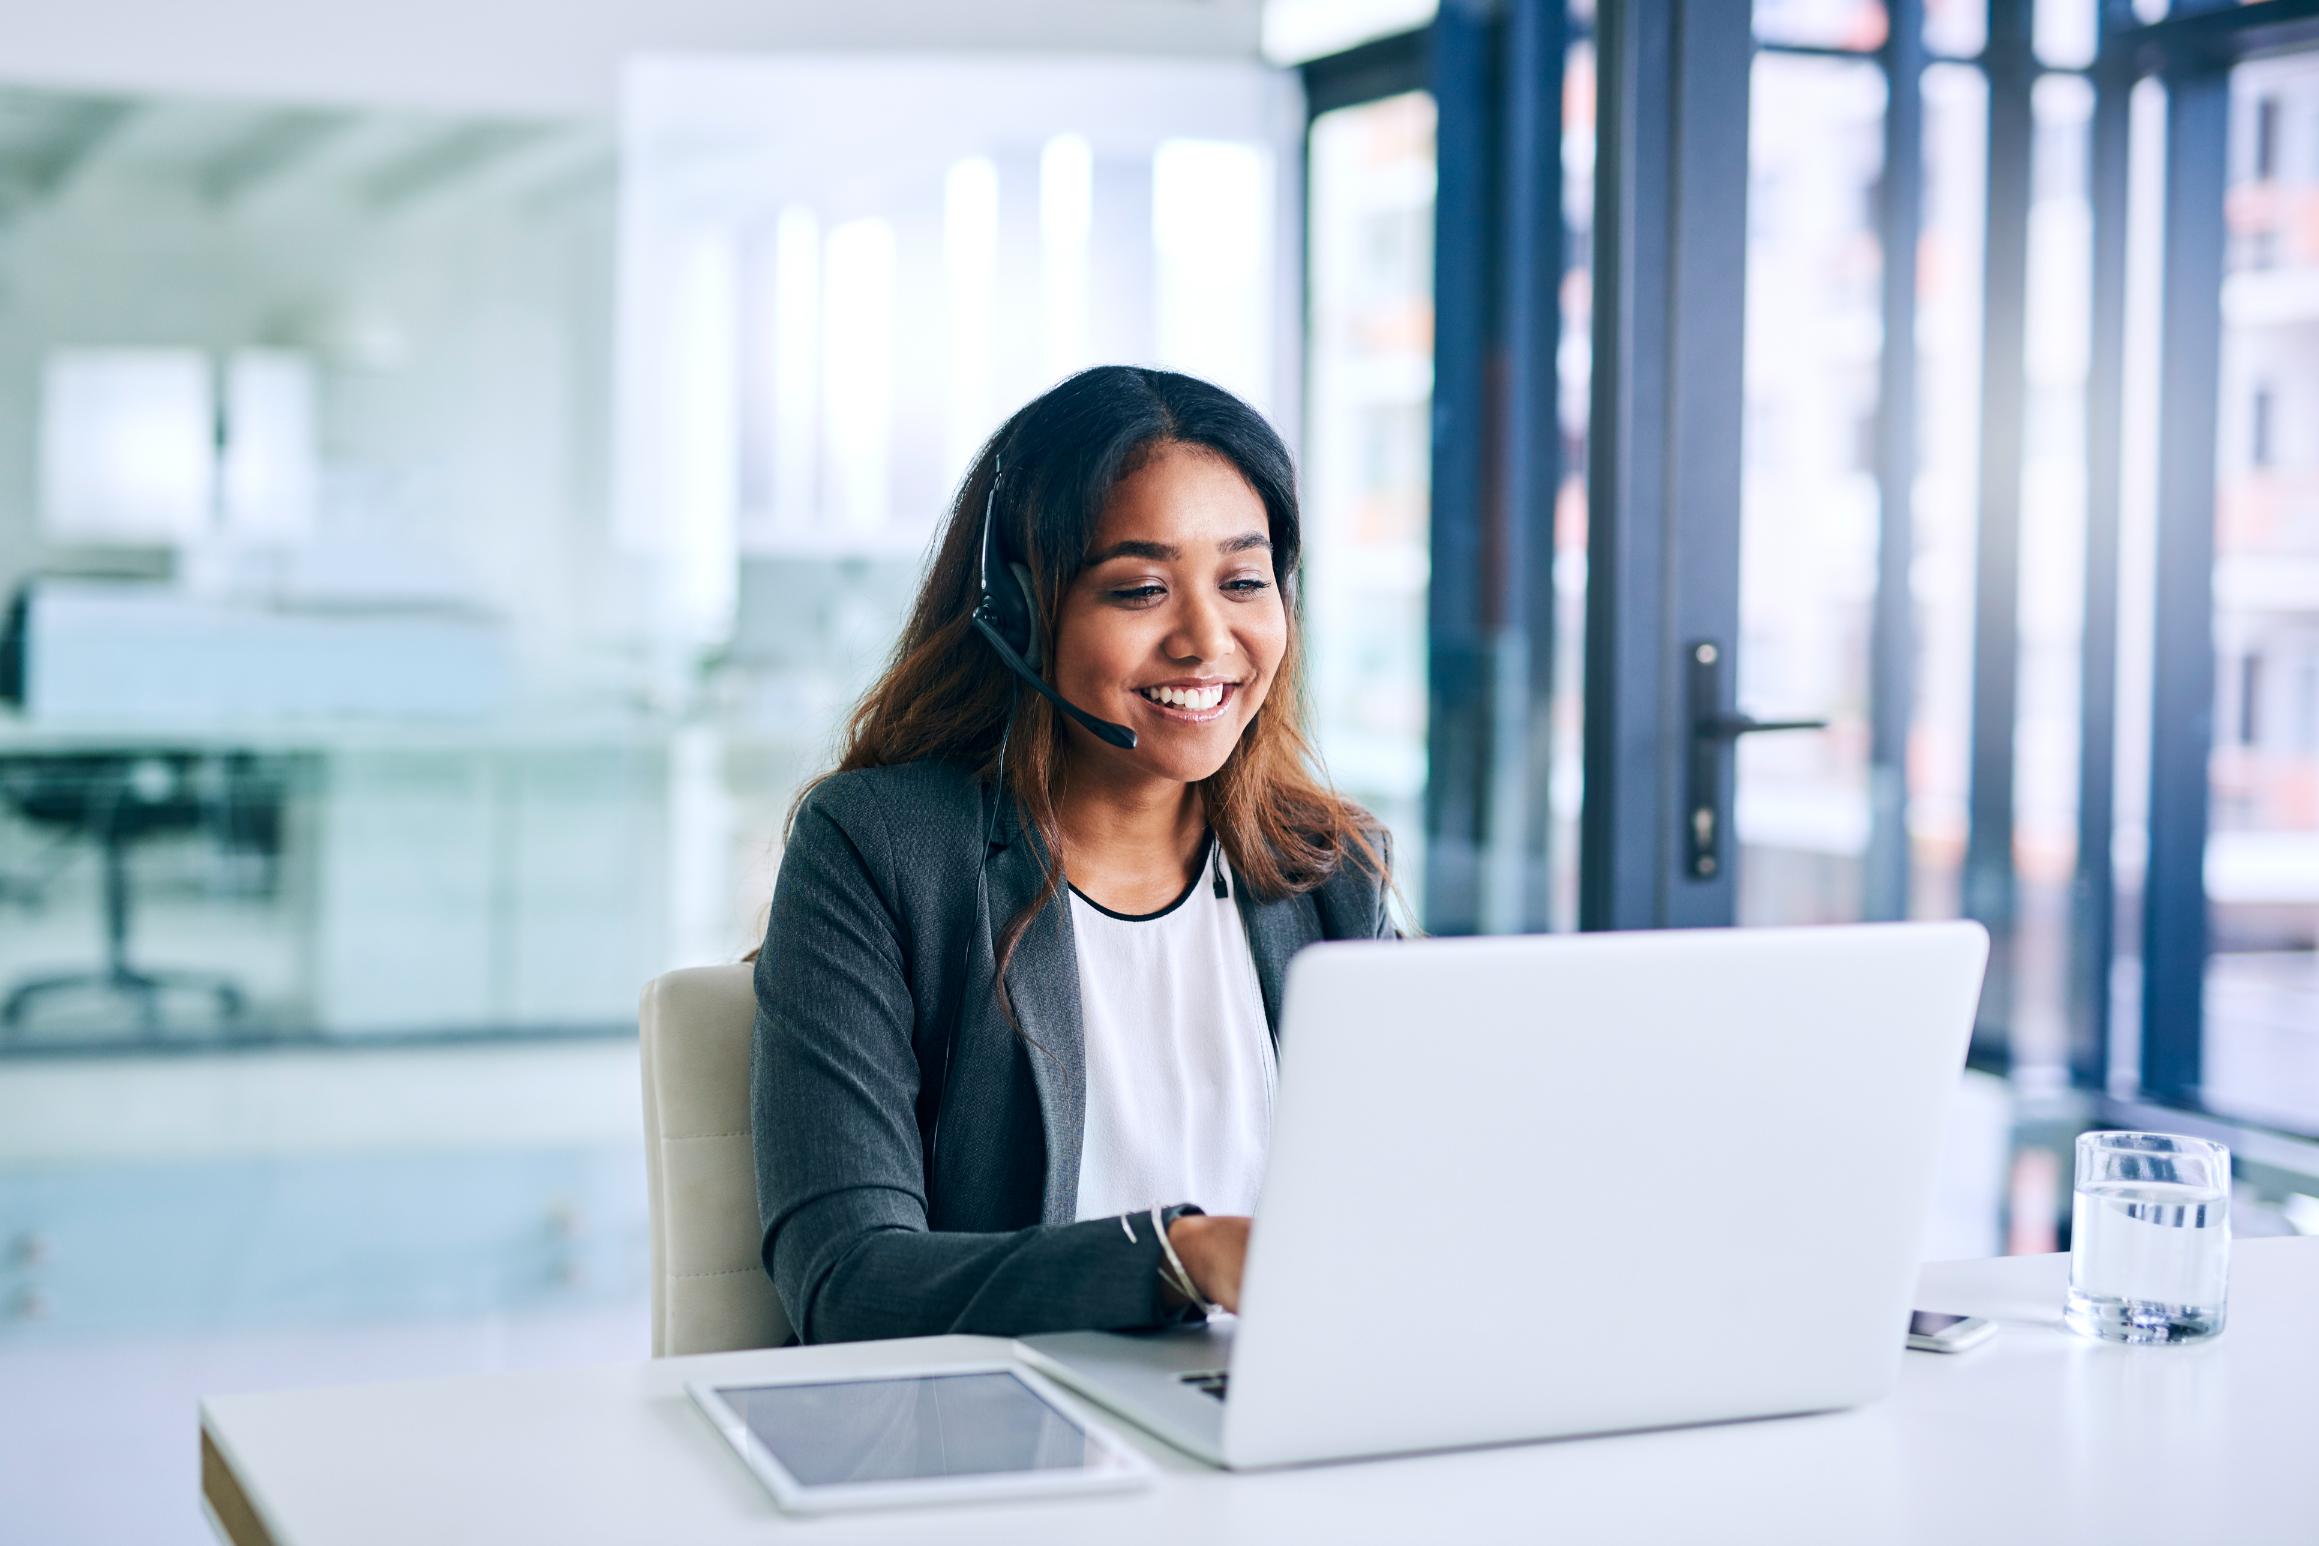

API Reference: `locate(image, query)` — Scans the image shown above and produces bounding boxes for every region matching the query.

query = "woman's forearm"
[777,1202,1197,1343]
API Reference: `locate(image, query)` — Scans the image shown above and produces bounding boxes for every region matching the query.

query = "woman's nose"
[1165,589,1236,665]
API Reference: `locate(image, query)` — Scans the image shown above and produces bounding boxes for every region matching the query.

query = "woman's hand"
[1166,1214,1251,1312]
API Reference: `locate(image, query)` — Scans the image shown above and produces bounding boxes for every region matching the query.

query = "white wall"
[0,176,628,696]
[0,0,1263,118]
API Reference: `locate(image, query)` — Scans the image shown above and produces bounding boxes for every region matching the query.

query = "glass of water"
[2064,1131,2230,1345]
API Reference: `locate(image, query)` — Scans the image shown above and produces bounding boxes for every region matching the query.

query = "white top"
[198,1240,2319,1546]
[1068,834,1275,1222]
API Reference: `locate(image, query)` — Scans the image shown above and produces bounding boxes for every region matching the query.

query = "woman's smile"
[1132,679,1242,724]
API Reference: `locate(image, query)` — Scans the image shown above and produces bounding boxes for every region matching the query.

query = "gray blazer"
[750,757,1391,1344]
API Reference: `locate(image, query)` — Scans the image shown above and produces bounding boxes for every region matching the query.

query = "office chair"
[0,754,251,1035]
[0,587,261,1036]
[638,964,793,1355]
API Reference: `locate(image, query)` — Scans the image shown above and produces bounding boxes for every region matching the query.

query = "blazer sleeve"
[750,783,1198,1345]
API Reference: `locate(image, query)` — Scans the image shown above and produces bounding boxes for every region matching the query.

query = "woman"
[751,365,1396,1345]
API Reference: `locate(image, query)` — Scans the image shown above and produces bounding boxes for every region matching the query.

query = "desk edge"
[201,1416,282,1546]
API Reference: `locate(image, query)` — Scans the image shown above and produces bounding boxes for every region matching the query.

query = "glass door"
[1611,0,2077,1052]
[1298,5,1583,938]
[1304,88,1438,915]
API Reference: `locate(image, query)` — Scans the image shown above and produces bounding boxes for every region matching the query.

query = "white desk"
[201,1237,2319,1546]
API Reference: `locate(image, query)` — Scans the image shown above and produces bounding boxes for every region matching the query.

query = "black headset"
[969,452,1138,752]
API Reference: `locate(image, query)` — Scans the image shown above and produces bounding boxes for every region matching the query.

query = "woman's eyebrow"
[1083,533,1272,564]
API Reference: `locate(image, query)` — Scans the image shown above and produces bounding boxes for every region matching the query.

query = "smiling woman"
[748,365,1400,1345]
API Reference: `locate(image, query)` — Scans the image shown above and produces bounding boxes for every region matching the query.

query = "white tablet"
[686,1362,1155,1515]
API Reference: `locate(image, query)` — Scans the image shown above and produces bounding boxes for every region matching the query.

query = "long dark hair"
[788,365,1391,1019]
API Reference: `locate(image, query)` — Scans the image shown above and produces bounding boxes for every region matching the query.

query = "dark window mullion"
[2104,0,2319,73]
[1580,0,1753,931]
[1425,0,1497,934]
[1657,0,1752,932]
[1962,0,2037,1066]
[2140,62,2231,1107]
[1580,0,1675,931]
[2068,32,2135,1095]
[1299,30,1429,121]
[1500,0,1569,934]
[1866,0,1928,924]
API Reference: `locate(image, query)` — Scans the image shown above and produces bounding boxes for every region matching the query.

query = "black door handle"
[1685,641,1830,880]
[1698,712,1832,740]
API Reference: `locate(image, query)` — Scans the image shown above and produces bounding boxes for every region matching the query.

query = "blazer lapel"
[973,791,1338,1221]
[1234,880,1321,1045]
[980,791,1086,1224]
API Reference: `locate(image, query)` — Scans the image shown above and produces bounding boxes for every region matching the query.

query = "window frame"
[2088,0,2319,1128]
[1302,0,2319,1143]
[1299,3,1572,937]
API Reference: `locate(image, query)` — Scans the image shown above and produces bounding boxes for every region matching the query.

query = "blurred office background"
[1,0,2316,1539]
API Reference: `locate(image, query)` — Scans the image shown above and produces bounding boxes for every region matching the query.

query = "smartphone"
[1906,1309,1996,1353]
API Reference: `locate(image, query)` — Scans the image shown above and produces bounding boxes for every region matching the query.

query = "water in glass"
[2064,1137,2230,1345]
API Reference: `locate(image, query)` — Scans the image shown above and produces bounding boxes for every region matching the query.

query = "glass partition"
[0,88,637,1050]
[0,58,1301,1052]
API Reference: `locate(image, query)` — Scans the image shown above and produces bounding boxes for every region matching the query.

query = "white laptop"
[1021,921,1990,1470]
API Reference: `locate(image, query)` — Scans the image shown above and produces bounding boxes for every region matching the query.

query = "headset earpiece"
[1006,562,1040,670]
[976,451,1048,673]
[969,444,1138,752]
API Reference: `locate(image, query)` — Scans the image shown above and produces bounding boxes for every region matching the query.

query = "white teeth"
[1141,684,1226,711]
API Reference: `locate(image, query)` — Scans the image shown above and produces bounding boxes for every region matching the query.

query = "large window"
[1723,1,2319,1140]
[2073,3,2319,1139]
[1305,91,1438,909]
[1299,10,1589,937]
[1294,2,2319,1148]
[1734,7,2016,1000]
[2203,49,2319,1128]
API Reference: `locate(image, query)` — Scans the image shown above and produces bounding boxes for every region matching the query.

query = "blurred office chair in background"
[0,583,294,1038]
[0,753,252,1035]
[638,964,792,1355]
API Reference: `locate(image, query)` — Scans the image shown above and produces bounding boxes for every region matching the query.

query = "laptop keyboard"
[1179,1371,1229,1401]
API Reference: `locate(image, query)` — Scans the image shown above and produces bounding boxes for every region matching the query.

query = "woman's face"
[1050,442,1288,787]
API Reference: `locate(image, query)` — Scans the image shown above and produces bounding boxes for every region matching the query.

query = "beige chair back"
[638,964,793,1355]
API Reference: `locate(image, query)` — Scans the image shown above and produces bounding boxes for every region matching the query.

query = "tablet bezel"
[685,1360,1157,1515]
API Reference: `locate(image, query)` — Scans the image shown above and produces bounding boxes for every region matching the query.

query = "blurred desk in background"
[4,580,511,725]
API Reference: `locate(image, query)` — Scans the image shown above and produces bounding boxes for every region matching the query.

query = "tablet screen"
[716,1371,1099,1488]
